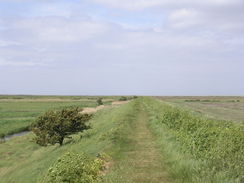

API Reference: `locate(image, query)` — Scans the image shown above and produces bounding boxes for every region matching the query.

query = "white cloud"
[0,1,243,66]
[90,0,244,32]
[0,15,111,68]
[0,40,21,47]
[168,9,200,28]
[0,59,42,66]
[12,17,108,43]
[90,0,243,10]
[0,0,243,95]
[89,0,170,10]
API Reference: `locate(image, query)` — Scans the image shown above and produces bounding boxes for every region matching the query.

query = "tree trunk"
[59,136,64,146]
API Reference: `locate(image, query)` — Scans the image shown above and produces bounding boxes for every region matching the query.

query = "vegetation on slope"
[143,97,244,183]
[0,99,138,183]
[42,152,104,183]
[1,97,243,183]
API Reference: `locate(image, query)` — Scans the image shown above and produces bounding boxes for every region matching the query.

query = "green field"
[157,96,244,123]
[0,96,117,137]
[0,97,243,183]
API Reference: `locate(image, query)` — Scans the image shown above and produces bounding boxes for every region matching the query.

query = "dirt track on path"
[81,101,130,114]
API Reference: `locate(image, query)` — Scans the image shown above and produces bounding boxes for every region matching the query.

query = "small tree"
[32,107,92,146]
[97,98,103,106]
[119,96,127,101]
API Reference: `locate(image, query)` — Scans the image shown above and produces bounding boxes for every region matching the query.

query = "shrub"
[185,99,200,102]
[31,107,92,146]
[119,96,127,101]
[43,152,104,183]
[97,98,103,106]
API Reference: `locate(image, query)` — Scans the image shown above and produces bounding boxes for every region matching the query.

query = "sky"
[0,0,244,95]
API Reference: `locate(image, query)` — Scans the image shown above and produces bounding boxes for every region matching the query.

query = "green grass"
[144,97,244,183]
[0,99,135,183]
[1,97,243,183]
[0,95,127,101]
[104,99,169,183]
[0,95,131,137]
[0,100,99,137]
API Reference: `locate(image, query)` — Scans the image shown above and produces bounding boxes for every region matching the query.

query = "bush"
[185,99,200,102]
[43,152,104,183]
[119,96,127,101]
[31,107,92,146]
[97,98,103,106]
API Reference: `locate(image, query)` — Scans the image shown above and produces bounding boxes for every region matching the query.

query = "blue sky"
[0,0,244,95]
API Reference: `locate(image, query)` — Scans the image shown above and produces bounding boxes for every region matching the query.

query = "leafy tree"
[32,107,92,146]
[96,98,103,106]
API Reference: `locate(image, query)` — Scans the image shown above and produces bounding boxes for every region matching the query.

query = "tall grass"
[143,97,244,183]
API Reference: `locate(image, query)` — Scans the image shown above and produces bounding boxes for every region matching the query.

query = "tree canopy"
[96,98,103,106]
[32,107,92,146]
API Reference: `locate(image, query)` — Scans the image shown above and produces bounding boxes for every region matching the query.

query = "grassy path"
[106,102,169,183]
[127,106,168,182]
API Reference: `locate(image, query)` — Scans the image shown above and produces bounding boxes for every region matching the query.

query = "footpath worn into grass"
[105,101,169,183]
[125,107,168,182]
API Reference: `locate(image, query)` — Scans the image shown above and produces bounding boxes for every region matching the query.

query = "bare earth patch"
[81,105,107,114]
[81,100,130,114]
[112,101,130,106]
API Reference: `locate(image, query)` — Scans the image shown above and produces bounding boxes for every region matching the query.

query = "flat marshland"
[157,96,244,122]
[0,95,114,137]
[0,96,243,183]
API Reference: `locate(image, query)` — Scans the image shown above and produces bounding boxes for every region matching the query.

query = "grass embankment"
[143,97,244,183]
[0,100,98,137]
[0,100,134,183]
